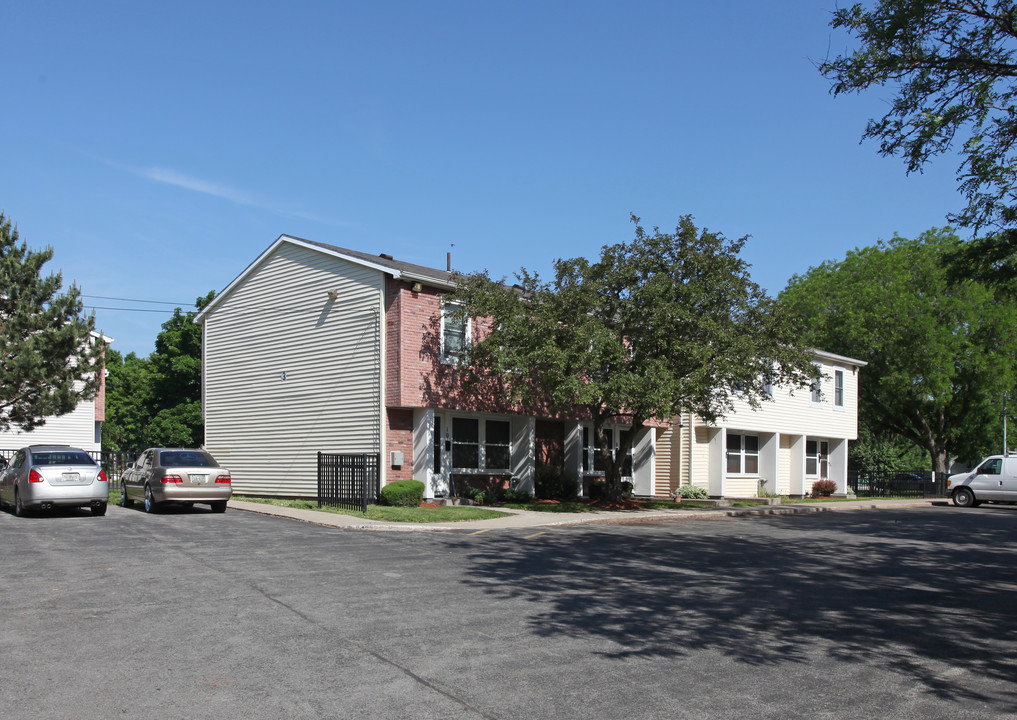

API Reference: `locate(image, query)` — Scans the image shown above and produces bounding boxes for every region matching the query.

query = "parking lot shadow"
[448,509,1017,711]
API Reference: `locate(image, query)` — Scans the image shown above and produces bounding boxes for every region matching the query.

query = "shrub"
[674,485,709,499]
[811,479,837,497]
[461,485,487,505]
[587,480,633,501]
[534,465,580,500]
[379,479,425,507]
[497,487,532,504]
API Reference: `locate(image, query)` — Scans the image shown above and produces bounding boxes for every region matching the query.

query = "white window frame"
[445,414,512,474]
[726,432,759,475]
[810,366,824,406]
[834,369,845,409]
[440,299,471,365]
[805,439,829,478]
[581,425,633,478]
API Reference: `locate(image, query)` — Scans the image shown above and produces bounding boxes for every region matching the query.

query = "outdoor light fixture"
[410,282,422,293]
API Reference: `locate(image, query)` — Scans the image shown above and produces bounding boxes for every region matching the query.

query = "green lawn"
[233,495,510,523]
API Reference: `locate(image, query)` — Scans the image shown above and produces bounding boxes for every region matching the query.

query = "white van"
[946,455,1017,507]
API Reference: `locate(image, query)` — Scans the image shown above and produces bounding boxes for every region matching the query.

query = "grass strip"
[233,495,509,522]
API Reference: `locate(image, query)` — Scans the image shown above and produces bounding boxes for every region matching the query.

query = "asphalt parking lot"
[1,502,1015,719]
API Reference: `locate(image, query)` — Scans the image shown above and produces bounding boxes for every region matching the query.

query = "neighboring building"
[655,350,866,498]
[195,235,660,499]
[0,331,111,453]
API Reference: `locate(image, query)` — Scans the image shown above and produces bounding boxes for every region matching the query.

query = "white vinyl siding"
[202,242,384,496]
[0,399,98,452]
[718,359,860,440]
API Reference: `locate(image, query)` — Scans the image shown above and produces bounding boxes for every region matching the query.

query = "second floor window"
[834,369,844,408]
[441,301,470,364]
[811,375,823,405]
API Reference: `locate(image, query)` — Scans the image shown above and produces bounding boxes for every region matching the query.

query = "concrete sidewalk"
[228,497,948,532]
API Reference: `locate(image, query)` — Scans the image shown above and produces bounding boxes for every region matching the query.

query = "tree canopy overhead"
[0,212,103,432]
[820,1,1017,233]
[780,228,1017,473]
[452,215,817,498]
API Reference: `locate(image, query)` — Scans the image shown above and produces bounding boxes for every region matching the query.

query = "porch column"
[788,434,806,497]
[707,427,725,498]
[564,421,584,497]
[412,408,435,500]
[758,432,778,496]
[829,438,849,496]
[511,416,536,495]
[631,427,656,497]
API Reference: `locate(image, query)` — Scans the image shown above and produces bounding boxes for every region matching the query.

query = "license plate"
[61,472,80,483]
[191,474,207,484]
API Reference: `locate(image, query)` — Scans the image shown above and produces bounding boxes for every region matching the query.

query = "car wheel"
[119,481,133,507]
[14,490,25,517]
[144,485,157,513]
[91,502,107,517]
[210,500,227,514]
[953,487,976,507]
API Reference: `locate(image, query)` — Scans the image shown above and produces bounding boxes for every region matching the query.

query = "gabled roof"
[194,234,455,323]
[811,348,867,368]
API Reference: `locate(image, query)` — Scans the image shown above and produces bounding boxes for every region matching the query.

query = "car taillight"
[215,473,231,484]
[29,469,45,483]
[97,470,108,482]
[161,475,183,484]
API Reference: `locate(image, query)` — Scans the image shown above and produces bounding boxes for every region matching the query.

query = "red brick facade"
[385,408,415,483]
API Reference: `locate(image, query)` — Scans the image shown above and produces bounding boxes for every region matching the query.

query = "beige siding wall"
[654,425,676,497]
[726,476,757,497]
[692,426,710,491]
[203,243,384,496]
[721,359,860,439]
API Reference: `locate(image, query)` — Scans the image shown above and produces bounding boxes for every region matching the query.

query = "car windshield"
[33,451,95,466]
[978,458,1003,475]
[160,451,214,468]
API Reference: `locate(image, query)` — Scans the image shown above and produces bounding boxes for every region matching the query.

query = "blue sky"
[3,1,963,356]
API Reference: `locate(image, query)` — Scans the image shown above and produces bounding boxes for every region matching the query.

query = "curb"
[228,498,946,532]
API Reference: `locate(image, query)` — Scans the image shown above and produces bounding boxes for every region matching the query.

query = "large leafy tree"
[819,1,1017,282]
[780,228,1017,473]
[452,215,817,500]
[0,212,103,432]
[102,292,213,451]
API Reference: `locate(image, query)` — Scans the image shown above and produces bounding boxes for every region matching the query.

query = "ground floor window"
[447,416,512,473]
[726,433,759,474]
[581,426,633,477]
[806,439,829,478]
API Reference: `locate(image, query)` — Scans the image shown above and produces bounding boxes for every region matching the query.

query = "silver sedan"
[120,448,232,513]
[0,445,109,516]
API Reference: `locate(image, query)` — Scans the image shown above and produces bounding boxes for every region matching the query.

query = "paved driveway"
[1,503,1015,719]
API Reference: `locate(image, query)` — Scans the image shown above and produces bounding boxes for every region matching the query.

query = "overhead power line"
[81,294,195,306]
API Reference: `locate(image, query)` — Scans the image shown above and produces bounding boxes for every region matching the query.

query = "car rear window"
[33,451,96,466]
[160,451,214,468]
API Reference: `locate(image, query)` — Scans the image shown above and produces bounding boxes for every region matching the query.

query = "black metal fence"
[848,469,947,498]
[0,448,138,480]
[317,452,380,513]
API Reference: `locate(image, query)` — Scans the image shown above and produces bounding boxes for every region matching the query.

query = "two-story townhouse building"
[0,331,111,453]
[654,350,866,498]
[195,236,660,499]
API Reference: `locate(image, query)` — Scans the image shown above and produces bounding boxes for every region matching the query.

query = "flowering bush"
[674,485,709,499]
[811,479,837,497]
